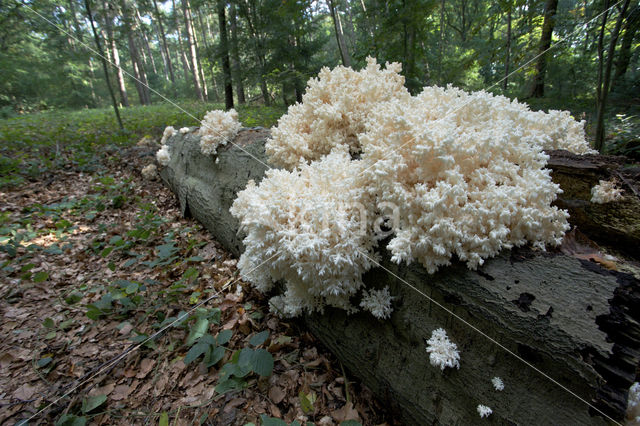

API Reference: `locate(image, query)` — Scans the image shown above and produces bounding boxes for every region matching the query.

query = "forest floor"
[0,129,391,425]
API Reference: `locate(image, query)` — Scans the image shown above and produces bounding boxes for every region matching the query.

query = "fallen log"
[160,128,640,425]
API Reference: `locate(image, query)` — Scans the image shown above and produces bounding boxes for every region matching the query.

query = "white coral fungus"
[230,149,378,315]
[492,376,504,391]
[266,57,410,170]
[426,328,460,371]
[141,164,157,180]
[590,179,623,204]
[180,127,190,134]
[156,144,171,166]
[160,126,176,145]
[232,58,591,317]
[360,286,394,319]
[477,404,493,418]
[628,382,640,425]
[198,109,242,155]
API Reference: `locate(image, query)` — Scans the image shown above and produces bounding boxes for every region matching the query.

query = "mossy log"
[159,129,639,425]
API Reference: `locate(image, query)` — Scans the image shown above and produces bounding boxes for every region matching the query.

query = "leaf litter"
[0,143,393,425]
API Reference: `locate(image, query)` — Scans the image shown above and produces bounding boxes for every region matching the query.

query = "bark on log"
[159,129,640,425]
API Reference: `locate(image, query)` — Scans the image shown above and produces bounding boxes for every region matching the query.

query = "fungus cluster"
[591,179,624,204]
[198,109,242,155]
[231,59,594,318]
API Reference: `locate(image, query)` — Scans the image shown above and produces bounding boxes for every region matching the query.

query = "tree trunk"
[84,0,123,130]
[173,0,192,86]
[504,6,512,91]
[595,0,631,152]
[327,0,351,67]
[136,8,158,75]
[230,3,246,104]
[529,0,559,98]
[103,1,129,107]
[218,1,234,110]
[121,0,151,105]
[158,130,640,425]
[238,1,270,106]
[152,0,176,86]
[613,3,640,85]
[183,0,204,101]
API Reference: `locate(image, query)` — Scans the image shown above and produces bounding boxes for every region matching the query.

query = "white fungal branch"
[230,58,593,318]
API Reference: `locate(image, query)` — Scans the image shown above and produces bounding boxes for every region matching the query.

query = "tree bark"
[158,130,640,425]
[595,0,631,152]
[84,0,123,130]
[218,0,234,110]
[173,0,192,87]
[121,0,151,105]
[238,1,270,106]
[504,5,512,91]
[183,0,204,101]
[152,0,176,86]
[327,0,351,67]
[613,3,640,85]
[230,3,246,104]
[136,8,158,75]
[529,0,559,98]
[103,1,129,107]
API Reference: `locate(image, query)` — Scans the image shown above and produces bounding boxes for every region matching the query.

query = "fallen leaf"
[331,401,360,422]
[110,384,131,401]
[269,386,286,404]
[136,358,156,379]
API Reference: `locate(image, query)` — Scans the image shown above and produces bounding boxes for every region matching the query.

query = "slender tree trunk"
[529,0,559,98]
[152,0,176,85]
[504,6,512,91]
[595,0,631,152]
[122,0,151,105]
[84,0,123,129]
[136,9,158,74]
[239,3,270,105]
[183,0,204,101]
[190,6,208,101]
[103,1,129,107]
[613,3,639,84]
[88,57,97,104]
[327,0,351,67]
[173,0,191,85]
[218,1,234,110]
[230,3,245,104]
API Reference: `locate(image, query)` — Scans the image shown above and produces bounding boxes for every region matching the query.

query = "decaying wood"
[160,129,640,425]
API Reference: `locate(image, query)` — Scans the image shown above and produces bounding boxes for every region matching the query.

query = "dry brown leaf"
[331,401,360,422]
[110,384,132,401]
[136,358,156,379]
[269,386,286,404]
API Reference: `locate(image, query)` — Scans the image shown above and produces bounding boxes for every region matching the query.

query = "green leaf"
[125,281,139,294]
[238,347,254,367]
[299,391,316,414]
[33,271,48,282]
[100,246,113,257]
[45,331,57,339]
[251,349,274,377]
[81,394,107,413]
[186,317,209,346]
[184,342,209,365]
[215,377,245,394]
[259,415,287,426]
[55,414,87,426]
[216,329,233,346]
[158,412,169,426]
[43,317,55,328]
[206,346,226,367]
[339,422,362,426]
[65,291,83,304]
[37,356,53,367]
[249,330,269,347]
